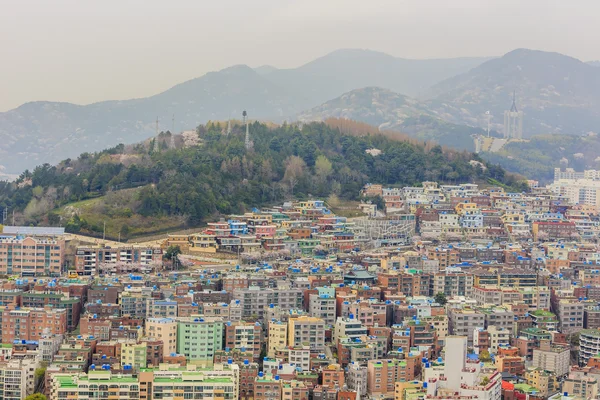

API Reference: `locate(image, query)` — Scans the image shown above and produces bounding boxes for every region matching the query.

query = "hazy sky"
[1,0,599,111]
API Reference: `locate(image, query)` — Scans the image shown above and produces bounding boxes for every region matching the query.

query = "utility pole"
[103,221,106,241]
[12,210,15,226]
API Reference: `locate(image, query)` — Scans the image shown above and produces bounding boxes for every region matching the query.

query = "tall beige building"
[146,317,178,357]
[267,320,288,357]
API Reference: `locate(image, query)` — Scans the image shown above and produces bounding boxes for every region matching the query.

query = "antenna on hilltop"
[243,110,253,150]
[227,112,232,135]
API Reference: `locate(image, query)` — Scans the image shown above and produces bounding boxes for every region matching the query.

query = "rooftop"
[581,329,600,338]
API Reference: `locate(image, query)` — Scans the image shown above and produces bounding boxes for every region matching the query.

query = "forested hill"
[0,121,525,238]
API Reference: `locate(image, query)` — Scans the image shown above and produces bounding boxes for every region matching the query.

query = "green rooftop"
[514,383,538,394]
[522,327,551,336]
[79,374,138,383]
[531,310,555,317]
[57,376,76,388]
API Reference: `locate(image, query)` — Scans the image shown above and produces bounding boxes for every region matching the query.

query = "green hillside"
[0,122,526,239]
[483,133,600,183]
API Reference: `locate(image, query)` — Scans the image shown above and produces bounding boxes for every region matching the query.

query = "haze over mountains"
[426,49,600,135]
[2,48,600,177]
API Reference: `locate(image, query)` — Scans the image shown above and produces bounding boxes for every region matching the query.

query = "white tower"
[444,336,467,390]
[503,91,523,139]
[243,110,253,150]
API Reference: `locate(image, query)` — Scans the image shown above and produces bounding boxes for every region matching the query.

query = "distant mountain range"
[0,65,296,174]
[297,87,500,151]
[2,47,600,176]
[425,49,600,136]
[259,49,492,108]
[0,49,490,175]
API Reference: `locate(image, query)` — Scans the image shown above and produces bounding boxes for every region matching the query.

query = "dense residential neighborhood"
[2,170,600,399]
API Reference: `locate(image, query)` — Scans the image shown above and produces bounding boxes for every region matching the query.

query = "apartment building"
[202,301,242,321]
[524,368,559,397]
[288,316,326,351]
[481,306,515,330]
[177,317,224,363]
[494,348,525,376]
[146,317,177,357]
[119,290,148,318]
[346,362,368,395]
[79,316,111,340]
[1,305,67,342]
[121,341,147,370]
[584,306,600,329]
[448,308,485,345]
[562,374,599,399]
[233,286,303,319]
[267,321,288,357]
[141,363,236,400]
[532,340,570,377]
[75,245,162,275]
[532,221,577,241]
[322,363,345,388]
[472,285,522,306]
[0,357,40,400]
[579,329,600,365]
[431,271,473,298]
[426,248,459,268]
[254,373,282,400]
[557,299,584,334]
[519,286,551,310]
[333,317,368,345]
[483,326,510,354]
[286,346,311,373]
[367,358,418,397]
[51,364,239,400]
[472,268,537,288]
[281,380,310,400]
[225,321,263,361]
[146,299,178,319]
[21,291,81,331]
[0,235,64,276]
[308,293,336,326]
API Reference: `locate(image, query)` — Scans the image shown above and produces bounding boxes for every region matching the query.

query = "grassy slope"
[54,187,189,240]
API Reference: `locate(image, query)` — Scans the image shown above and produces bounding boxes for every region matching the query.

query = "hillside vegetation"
[483,133,600,183]
[0,121,525,239]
